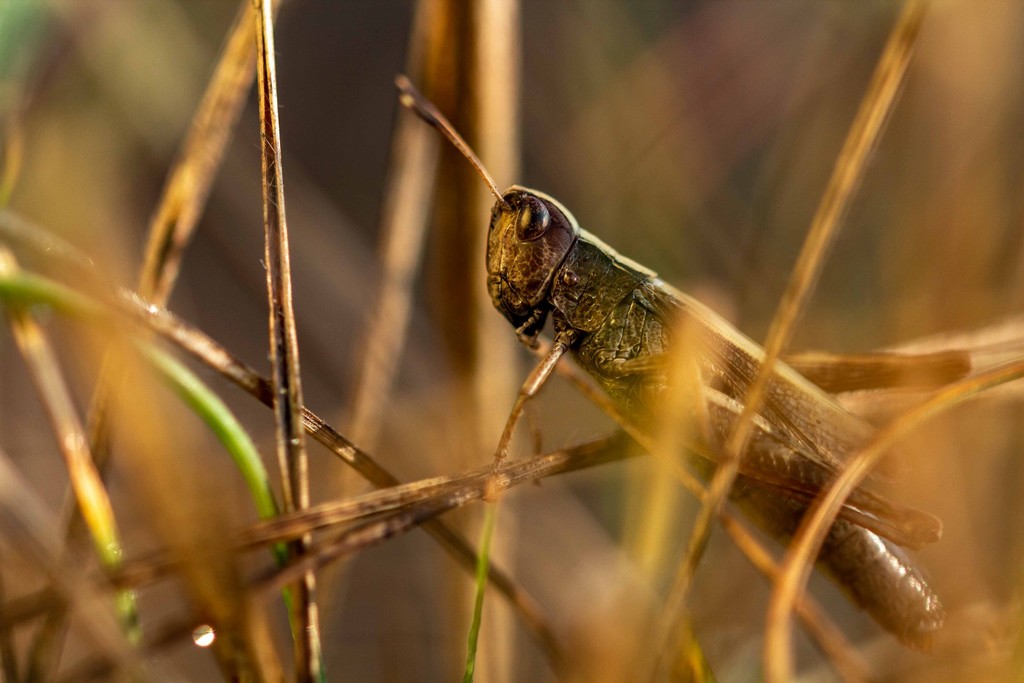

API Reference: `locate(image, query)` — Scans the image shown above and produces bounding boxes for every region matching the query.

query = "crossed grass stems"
[1,1,1023,681]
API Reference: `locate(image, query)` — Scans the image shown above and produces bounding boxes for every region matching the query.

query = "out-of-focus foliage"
[0,2,1022,681]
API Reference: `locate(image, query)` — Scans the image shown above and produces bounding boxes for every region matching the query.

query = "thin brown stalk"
[0,448,148,681]
[56,273,564,665]
[137,302,562,662]
[27,3,272,674]
[253,495,471,597]
[718,514,871,683]
[415,3,522,673]
[0,252,125,581]
[253,0,320,676]
[241,440,864,683]
[0,209,99,279]
[254,0,306,515]
[756,3,927,679]
[648,1,928,678]
[346,2,439,450]
[238,434,629,548]
[248,442,612,599]
[546,346,866,678]
[138,0,268,304]
[766,358,1024,682]
[2,435,622,675]
[0,229,858,670]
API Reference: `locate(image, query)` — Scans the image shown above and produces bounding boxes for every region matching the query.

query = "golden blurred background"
[1,1,1023,680]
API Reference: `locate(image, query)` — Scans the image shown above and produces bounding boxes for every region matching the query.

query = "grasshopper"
[396,75,963,646]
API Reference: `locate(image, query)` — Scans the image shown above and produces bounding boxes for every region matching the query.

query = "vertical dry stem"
[253,0,320,679]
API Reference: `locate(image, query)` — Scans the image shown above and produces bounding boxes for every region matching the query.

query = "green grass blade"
[463,502,498,683]
[140,344,286,571]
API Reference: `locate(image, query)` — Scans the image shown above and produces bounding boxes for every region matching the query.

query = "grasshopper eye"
[517,197,550,241]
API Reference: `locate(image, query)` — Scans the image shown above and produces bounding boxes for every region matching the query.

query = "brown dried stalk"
[27,2,276,675]
[252,0,320,679]
[0,448,148,681]
[651,1,928,680]
[766,358,1024,681]
[0,212,566,665]
[547,348,869,682]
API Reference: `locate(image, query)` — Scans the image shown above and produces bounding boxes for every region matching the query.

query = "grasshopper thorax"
[486,186,580,337]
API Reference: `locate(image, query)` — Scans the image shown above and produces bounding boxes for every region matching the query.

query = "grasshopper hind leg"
[731,477,945,647]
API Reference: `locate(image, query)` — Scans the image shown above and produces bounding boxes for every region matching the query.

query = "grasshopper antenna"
[395,74,510,210]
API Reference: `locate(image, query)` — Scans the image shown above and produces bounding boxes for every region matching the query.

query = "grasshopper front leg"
[491,331,577,475]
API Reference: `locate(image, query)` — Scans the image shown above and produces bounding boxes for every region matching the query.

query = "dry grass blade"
[718,514,870,683]
[0,231,562,666]
[0,251,127,595]
[346,110,437,448]
[755,2,927,679]
[136,299,564,665]
[2,435,621,674]
[238,434,631,549]
[137,0,269,304]
[546,346,866,679]
[0,448,147,680]
[254,0,303,545]
[0,210,99,280]
[766,358,1024,682]
[253,495,473,598]
[238,434,868,682]
[253,1,321,677]
[106,347,284,683]
[27,3,274,673]
[346,1,440,450]
[245,443,631,601]
[413,4,523,673]
[648,1,928,678]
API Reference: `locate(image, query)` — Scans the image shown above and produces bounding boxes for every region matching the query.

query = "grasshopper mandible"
[396,75,957,646]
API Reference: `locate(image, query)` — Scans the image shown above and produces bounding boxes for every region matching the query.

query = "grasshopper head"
[392,79,579,338]
[487,186,579,337]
